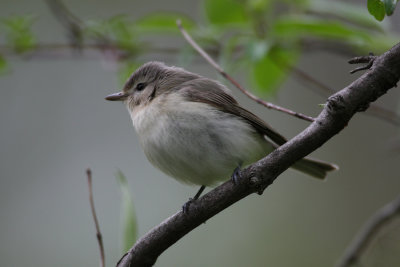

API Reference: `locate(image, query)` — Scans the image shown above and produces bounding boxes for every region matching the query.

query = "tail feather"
[292,157,338,179]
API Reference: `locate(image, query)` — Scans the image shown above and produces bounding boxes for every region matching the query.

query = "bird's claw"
[182,185,205,214]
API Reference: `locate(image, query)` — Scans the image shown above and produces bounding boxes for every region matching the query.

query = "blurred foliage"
[199,0,399,94]
[0,0,399,93]
[1,15,37,53]
[116,171,138,253]
[204,0,247,25]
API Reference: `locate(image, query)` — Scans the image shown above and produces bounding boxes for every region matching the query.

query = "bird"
[105,61,337,207]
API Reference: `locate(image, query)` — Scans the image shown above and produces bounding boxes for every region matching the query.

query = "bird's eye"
[136,83,146,91]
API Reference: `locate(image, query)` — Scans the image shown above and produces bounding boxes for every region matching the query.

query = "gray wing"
[178,78,288,146]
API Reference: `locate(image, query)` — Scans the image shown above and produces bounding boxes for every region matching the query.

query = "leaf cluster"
[368,0,398,21]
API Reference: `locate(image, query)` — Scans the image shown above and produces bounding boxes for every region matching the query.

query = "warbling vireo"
[106,62,337,204]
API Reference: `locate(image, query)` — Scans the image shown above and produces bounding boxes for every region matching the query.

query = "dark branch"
[116,42,400,267]
[336,194,400,267]
[86,169,105,267]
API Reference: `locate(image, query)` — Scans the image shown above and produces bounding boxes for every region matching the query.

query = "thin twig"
[336,194,400,267]
[86,169,105,267]
[176,20,315,123]
[348,53,376,64]
[348,53,377,74]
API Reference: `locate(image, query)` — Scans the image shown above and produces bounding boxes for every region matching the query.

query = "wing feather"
[178,78,288,146]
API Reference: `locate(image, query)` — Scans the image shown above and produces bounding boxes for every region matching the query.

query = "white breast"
[129,94,273,186]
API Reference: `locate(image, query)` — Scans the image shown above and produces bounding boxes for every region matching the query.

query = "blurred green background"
[1,0,400,266]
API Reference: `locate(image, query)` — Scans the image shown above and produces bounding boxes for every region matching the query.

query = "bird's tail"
[292,157,338,179]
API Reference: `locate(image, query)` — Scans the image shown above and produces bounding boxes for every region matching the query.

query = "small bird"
[106,62,337,205]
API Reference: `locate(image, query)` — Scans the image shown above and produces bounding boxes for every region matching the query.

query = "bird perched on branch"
[106,61,337,208]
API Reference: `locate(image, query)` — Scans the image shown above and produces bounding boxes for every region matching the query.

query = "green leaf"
[250,45,298,94]
[2,15,36,53]
[383,0,398,15]
[204,0,247,25]
[368,0,386,21]
[135,13,195,33]
[116,171,137,252]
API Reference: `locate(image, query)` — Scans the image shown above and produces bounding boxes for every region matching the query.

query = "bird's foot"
[182,185,205,214]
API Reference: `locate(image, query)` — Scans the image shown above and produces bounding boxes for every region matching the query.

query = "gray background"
[1,1,400,266]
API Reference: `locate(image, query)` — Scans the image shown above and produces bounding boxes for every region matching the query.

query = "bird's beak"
[105,91,129,101]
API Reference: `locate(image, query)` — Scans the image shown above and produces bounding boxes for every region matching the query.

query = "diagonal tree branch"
[116,41,400,266]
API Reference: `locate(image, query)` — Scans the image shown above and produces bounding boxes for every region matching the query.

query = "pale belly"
[132,101,273,186]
